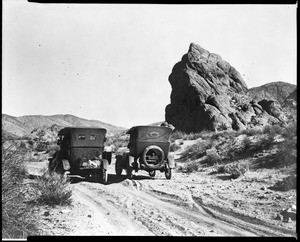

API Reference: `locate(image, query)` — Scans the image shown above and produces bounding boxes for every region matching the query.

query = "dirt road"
[27,158,296,237]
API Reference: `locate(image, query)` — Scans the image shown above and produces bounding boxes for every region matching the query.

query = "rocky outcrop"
[165,43,288,133]
[249,82,296,106]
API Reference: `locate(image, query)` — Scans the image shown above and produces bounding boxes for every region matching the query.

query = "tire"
[115,157,123,176]
[165,164,172,180]
[102,169,108,184]
[149,170,156,177]
[142,145,165,169]
[126,161,133,179]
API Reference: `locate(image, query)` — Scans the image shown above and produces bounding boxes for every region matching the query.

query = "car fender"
[167,152,175,168]
[62,159,71,171]
[101,159,109,170]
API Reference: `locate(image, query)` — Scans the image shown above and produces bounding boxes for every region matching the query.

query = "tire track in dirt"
[75,180,258,236]
[73,182,154,235]
[81,175,295,236]
[143,185,294,237]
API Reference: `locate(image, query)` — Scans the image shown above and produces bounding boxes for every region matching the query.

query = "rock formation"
[165,43,288,133]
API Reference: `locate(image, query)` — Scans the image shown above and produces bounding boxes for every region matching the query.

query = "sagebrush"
[2,144,39,238]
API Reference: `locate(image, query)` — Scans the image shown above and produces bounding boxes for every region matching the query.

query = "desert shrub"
[21,135,32,140]
[2,144,39,238]
[19,141,27,149]
[170,131,187,141]
[241,127,263,136]
[216,165,226,173]
[270,175,296,191]
[105,134,129,151]
[169,142,181,152]
[171,130,207,142]
[210,130,237,141]
[249,135,272,153]
[281,122,296,139]
[224,163,249,179]
[273,136,297,167]
[183,161,201,173]
[27,139,34,147]
[181,139,213,160]
[205,148,222,166]
[35,142,48,152]
[33,169,72,206]
[241,136,252,151]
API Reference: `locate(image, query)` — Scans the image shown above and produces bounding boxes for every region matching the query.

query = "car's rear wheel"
[102,169,108,184]
[115,158,123,176]
[126,161,133,179]
[149,170,156,177]
[165,164,172,180]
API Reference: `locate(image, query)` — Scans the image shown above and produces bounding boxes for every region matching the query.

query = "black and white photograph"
[2,1,297,238]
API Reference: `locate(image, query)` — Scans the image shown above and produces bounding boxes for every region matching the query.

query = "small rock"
[283,217,292,223]
[87,214,92,218]
[107,212,110,215]
[281,208,297,221]
[275,214,283,220]
[60,209,71,214]
[43,211,50,216]
[260,186,266,191]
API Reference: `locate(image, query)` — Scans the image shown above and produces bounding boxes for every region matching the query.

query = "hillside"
[2,114,126,138]
[249,81,296,105]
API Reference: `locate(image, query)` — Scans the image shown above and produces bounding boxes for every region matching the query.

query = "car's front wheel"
[165,164,172,180]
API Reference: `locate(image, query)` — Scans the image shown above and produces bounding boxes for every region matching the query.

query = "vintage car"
[48,127,112,183]
[115,125,174,179]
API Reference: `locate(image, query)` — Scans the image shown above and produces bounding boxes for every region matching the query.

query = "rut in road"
[72,179,293,236]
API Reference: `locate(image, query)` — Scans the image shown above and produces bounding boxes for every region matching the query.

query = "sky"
[2,1,297,128]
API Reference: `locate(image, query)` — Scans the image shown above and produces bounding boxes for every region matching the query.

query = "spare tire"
[141,145,165,169]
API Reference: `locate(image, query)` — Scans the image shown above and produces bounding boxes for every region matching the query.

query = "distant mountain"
[2,114,127,138]
[249,81,296,106]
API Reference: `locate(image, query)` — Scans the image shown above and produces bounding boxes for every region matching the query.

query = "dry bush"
[240,127,263,136]
[270,175,296,191]
[171,130,215,142]
[181,139,212,160]
[169,142,181,152]
[105,134,129,151]
[224,163,249,179]
[2,144,39,238]
[33,169,72,206]
[272,123,297,167]
[183,161,201,173]
[205,148,222,166]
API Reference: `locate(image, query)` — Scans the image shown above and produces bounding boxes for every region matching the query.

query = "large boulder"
[165,43,287,132]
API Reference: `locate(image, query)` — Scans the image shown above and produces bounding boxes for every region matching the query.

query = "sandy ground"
[25,149,297,237]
